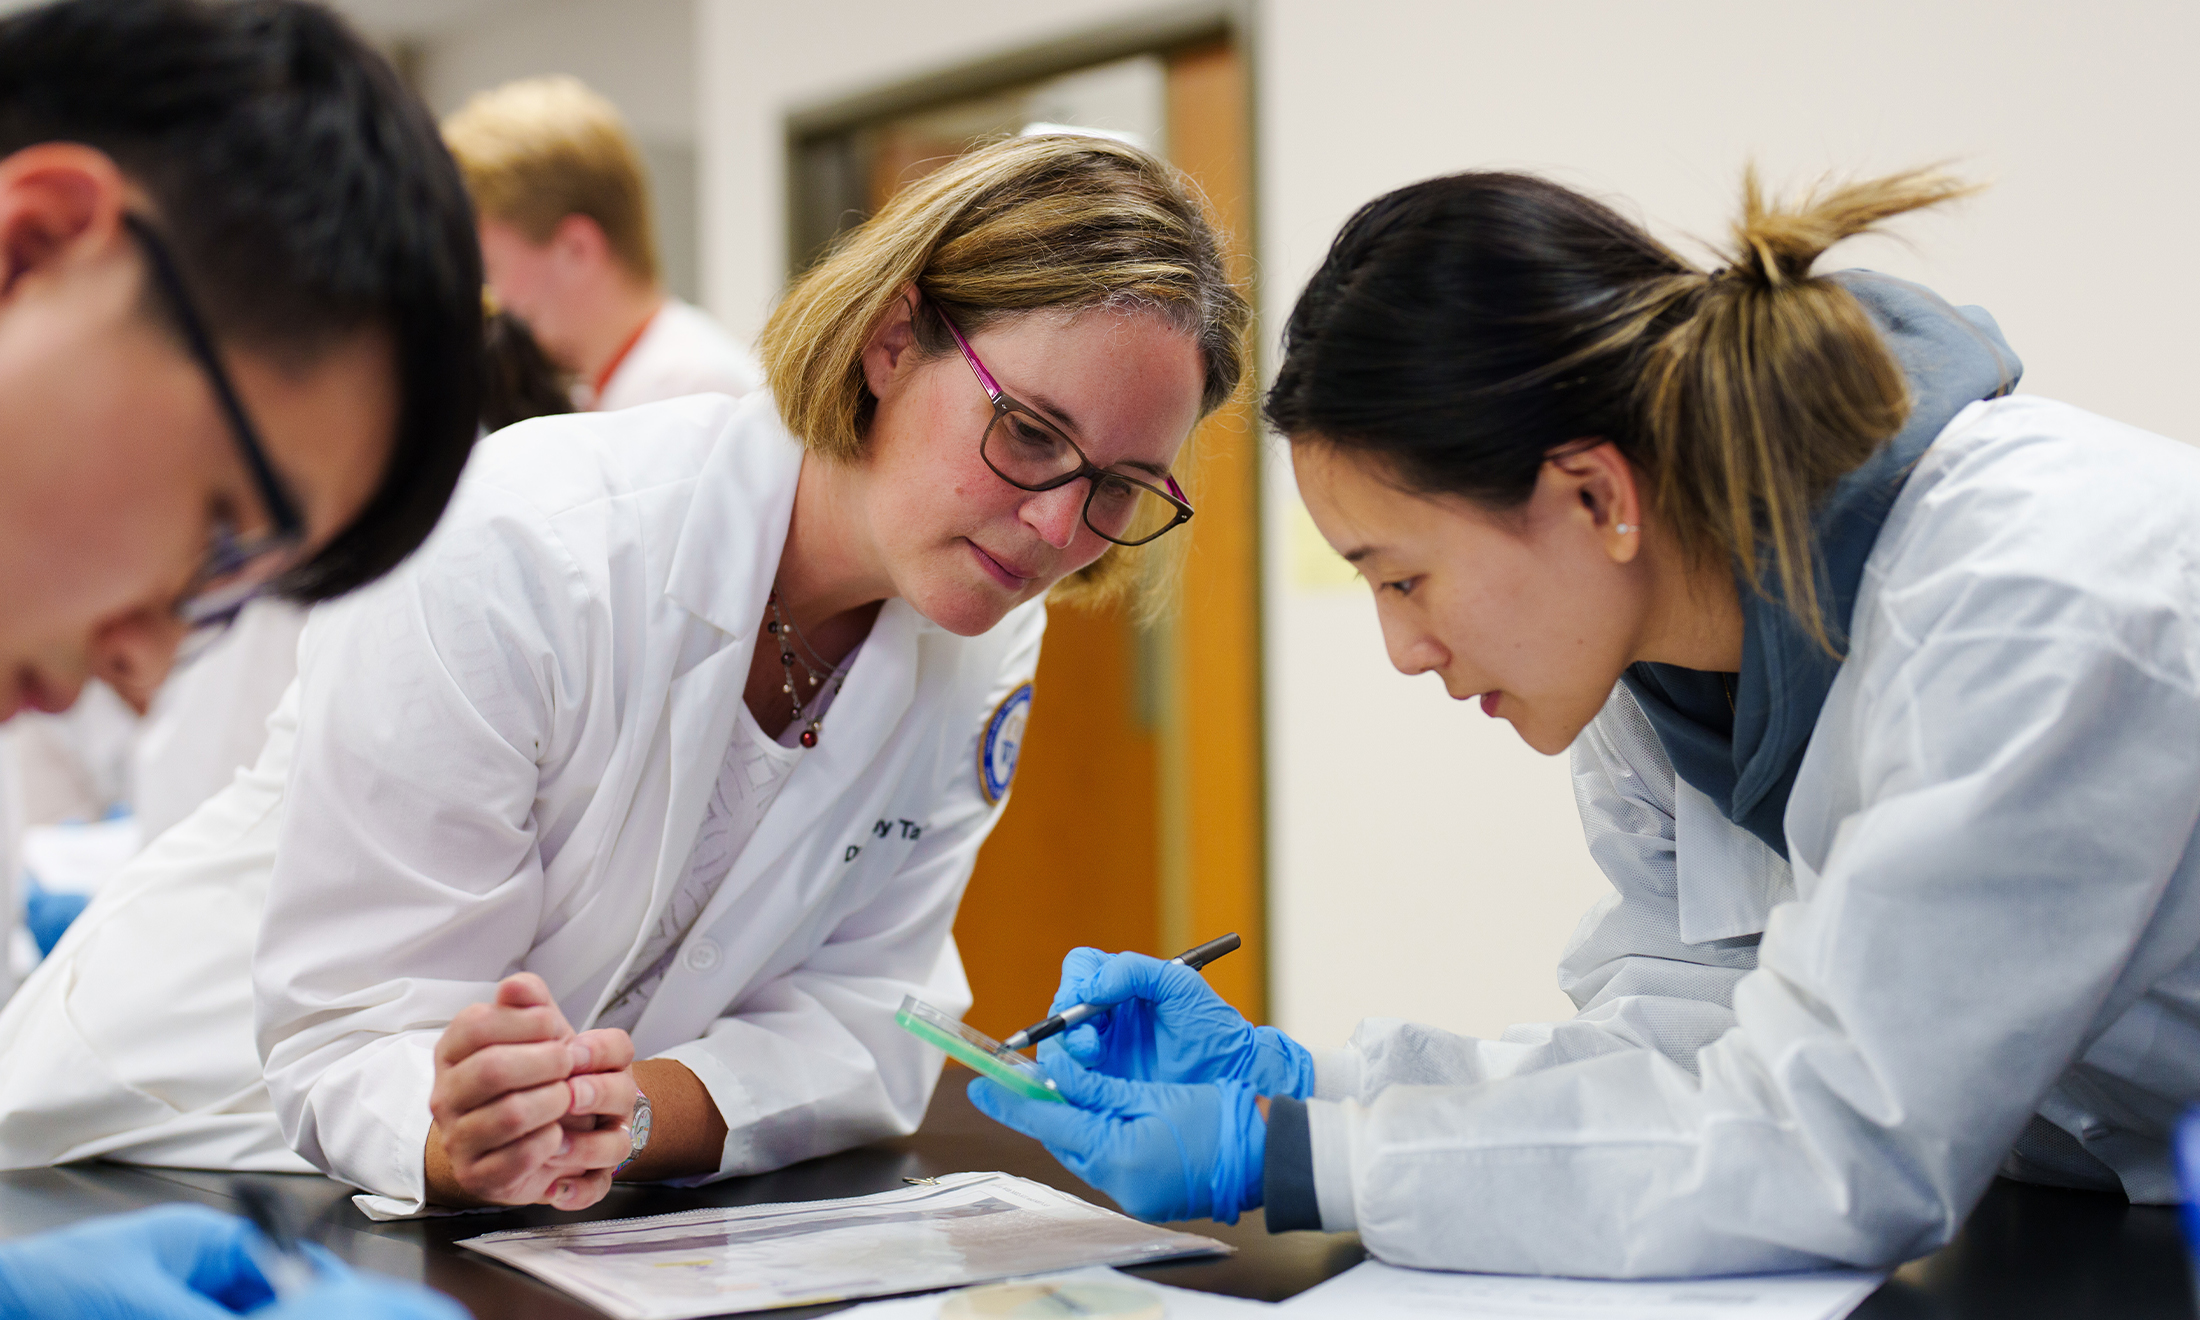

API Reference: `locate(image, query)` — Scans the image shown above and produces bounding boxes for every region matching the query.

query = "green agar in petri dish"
[897,996,1063,1102]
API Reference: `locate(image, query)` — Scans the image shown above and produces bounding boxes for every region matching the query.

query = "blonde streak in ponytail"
[1641,164,1979,652]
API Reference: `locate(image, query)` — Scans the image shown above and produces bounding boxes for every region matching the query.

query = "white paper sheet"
[458,1172,1230,1320]
[828,1265,1277,1318]
[1276,1261,1883,1320]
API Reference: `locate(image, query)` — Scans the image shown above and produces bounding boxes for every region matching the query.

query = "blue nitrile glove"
[1051,949,1313,1099]
[24,876,90,957]
[2176,1108,2200,1267]
[0,1205,468,1320]
[967,1040,1265,1224]
[252,1270,471,1319]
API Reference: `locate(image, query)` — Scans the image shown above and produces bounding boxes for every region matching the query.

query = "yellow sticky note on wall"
[1290,499,1361,591]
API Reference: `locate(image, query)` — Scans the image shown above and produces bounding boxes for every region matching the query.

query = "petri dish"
[897,996,1063,1103]
[940,1280,1165,1319]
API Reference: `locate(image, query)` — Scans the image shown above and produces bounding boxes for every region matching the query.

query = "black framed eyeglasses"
[936,305,1193,548]
[123,214,307,659]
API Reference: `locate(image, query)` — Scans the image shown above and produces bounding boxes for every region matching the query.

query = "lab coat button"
[685,939,721,972]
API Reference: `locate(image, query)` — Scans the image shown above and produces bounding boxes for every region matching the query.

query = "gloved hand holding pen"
[967,1042,1266,1225]
[1045,947,1315,1100]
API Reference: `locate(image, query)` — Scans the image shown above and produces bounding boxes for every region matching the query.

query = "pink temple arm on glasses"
[939,308,1005,400]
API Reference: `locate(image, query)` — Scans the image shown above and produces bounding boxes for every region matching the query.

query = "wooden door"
[1155,39,1263,1023]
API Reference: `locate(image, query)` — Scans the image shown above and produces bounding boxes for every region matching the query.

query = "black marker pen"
[1001,932,1242,1052]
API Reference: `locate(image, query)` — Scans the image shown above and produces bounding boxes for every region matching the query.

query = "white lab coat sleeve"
[0,685,308,1173]
[0,726,18,1006]
[655,607,1044,1180]
[1316,685,1758,1106]
[1311,624,2200,1277]
[255,483,588,1208]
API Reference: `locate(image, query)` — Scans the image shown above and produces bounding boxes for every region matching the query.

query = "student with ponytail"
[973,167,2200,1276]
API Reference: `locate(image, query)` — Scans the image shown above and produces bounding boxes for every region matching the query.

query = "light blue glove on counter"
[968,1041,1265,1224]
[0,1204,468,1320]
[252,1270,470,1319]
[1051,949,1314,1099]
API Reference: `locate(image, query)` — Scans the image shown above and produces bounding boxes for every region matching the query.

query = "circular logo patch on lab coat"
[978,682,1034,805]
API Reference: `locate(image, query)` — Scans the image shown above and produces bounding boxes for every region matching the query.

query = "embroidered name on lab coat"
[846,817,923,862]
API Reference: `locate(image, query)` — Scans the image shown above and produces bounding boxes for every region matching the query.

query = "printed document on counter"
[459,1171,1229,1319]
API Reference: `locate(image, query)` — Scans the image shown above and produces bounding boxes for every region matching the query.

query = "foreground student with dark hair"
[973,167,2200,1277]
[0,0,481,1313]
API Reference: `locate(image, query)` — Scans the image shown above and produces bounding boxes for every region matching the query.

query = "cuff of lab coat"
[1307,1097,1359,1232]
[1313,1047,1362,1103]
[340,1035,442,1219]
[1262,1096,1319,1231]
[652,1040,761,1180]
[351,1195,501,1222]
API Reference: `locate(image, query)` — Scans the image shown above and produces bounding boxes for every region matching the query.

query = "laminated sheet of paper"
[830,1265,1278,1318]
[458,1171,1231,1319]
[1275,1260,1884,1320]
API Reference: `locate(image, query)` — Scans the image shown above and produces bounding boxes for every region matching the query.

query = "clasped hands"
[966,948,1314,1224]
[427,972,637,1210]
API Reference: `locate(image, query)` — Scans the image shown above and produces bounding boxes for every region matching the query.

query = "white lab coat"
[130,600,308,844]
[0,698,308,1171]
[254,392,1039,1214]
[591,299,762,414]
[0,729,19,1003]
[123,300,759,843]
[1302,396,2200,1277]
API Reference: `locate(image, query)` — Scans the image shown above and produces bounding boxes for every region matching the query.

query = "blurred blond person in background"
[443,75,760,412]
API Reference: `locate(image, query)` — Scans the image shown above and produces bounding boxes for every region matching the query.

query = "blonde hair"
[441,75,659,284]
[1268,164,1976,650]
[1634,167,1977,647]
[760,134,1251,607]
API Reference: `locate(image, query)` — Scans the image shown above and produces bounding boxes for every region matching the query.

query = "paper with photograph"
[459,1171,1230,1320]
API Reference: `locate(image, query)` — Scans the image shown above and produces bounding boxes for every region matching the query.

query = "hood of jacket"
[1620,270,2024,859]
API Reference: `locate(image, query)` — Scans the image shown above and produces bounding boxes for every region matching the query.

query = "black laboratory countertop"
[0,1073,2188,1320]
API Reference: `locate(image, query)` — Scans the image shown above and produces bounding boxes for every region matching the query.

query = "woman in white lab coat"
[972,167,2200,1277]
[0,134,1249,1216]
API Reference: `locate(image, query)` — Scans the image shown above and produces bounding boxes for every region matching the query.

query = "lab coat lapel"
[1674,778,1795,945]
[661,394,803,639]
[586,399,802,1023]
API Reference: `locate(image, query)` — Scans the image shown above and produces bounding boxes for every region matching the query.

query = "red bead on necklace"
[769,587,843,749]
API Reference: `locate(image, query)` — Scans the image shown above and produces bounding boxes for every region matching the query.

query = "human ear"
[1543,439,1643,564]
[0,144,130,301]
[858,287,919,400]
[551,213,612,271]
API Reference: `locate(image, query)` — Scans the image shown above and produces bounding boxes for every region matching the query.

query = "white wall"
[409,0,696,141]
[696,0,1174,344]
[360,0,705,303]
[693,0,2200,1049]
[1256,0,2200,1048]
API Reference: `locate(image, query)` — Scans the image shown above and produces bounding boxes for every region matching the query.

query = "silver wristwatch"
[620,1091,653,1171]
